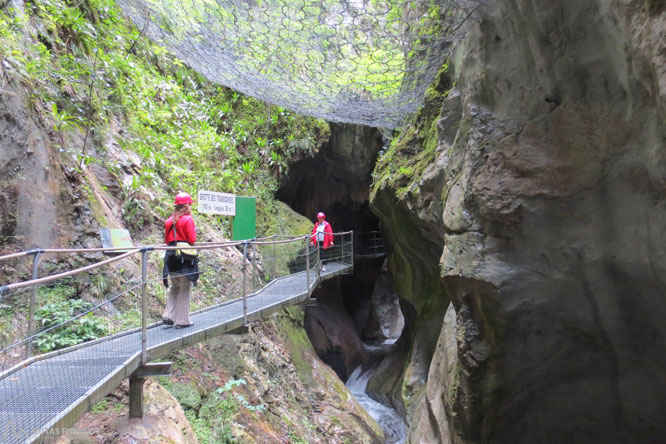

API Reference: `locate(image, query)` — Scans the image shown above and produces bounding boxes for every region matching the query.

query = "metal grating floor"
[0,262,351,444]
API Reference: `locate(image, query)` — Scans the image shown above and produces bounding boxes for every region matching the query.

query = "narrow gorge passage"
[277,122,409,438]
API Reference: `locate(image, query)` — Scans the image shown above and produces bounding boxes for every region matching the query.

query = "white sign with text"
[198,190,236,216]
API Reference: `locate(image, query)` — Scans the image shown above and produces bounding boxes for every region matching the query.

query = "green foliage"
[287,430,311,444]
[371,61,452,200]
[216,378,266,414]
[185,410,217,444]
[90,398,109,414]
[34,299,107,352]
[37,283,76,304]
[121,192,152,231]
[165,381,202,410]
[0,0,329,231]
[174,378,266,444]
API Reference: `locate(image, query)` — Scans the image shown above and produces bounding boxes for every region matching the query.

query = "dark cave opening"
[277,122,404,381]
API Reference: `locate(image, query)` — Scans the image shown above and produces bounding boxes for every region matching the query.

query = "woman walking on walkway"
[162,192,198,329]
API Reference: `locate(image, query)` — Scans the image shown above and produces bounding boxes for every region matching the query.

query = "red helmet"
[174,192,193,205]
[317,212,325,219]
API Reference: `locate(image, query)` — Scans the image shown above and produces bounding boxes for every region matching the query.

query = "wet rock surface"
[372,1,666,443]
[0,83,60,250]
[305,279,367,380]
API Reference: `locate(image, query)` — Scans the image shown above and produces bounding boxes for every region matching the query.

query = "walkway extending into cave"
[0,235,356,444]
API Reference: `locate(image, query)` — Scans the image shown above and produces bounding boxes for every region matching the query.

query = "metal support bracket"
[227,325,250,335]
[128,362,172,419]
[134,362,173,378]
[128,376,145,419]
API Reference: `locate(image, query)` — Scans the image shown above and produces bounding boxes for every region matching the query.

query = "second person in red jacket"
[310,211,333,272]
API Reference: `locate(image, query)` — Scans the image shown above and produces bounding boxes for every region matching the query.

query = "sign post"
[198,190,236,216]
[198,190,255,241]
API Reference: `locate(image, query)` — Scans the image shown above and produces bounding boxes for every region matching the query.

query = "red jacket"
[310,220,333,249]
[165,215,197,244]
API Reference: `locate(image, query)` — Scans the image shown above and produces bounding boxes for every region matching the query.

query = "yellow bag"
[175,241,198,260]
[173,222,198,260]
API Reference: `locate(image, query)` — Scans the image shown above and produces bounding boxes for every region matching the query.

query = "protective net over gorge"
[116,0,485,128]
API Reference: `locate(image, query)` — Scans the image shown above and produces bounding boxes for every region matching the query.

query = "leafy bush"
[195,378,266,444]
[34,299,107,352]
[0,0,329,247]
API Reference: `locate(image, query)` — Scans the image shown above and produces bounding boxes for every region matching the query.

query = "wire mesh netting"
[114,0,489,128]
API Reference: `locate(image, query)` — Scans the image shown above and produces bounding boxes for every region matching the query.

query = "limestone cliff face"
[372,1,666,443]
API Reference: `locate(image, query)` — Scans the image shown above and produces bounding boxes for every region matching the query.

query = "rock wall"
[0,84,62,250]
[277,122,383,230]
[372,1,666,443]
[57,379,199,444]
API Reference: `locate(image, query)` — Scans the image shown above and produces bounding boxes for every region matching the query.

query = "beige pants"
[164,274,192,326]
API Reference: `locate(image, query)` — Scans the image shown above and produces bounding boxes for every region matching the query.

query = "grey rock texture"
[277,122,383,229]
[372,1,666,443]
[0,84,61,249]
[360,264,404,341]
[305,280,367,380]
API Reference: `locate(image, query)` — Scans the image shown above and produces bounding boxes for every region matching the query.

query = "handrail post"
[272,235,277,281]
[242,242,248,325]
[130,247,150,420]
[317,239,321,282]
[340,232,344,264]
[141,248,149,365]
[350,230,354,268]
[251,243,256,293]
[26,249,42,359]
[305,236,310,294]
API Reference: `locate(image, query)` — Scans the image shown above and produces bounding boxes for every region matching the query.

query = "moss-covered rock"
[371,1,666,443]
[256,199,312,238]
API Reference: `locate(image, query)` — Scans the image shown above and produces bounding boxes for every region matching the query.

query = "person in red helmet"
[162,192,198,329]
[310,211,333,272]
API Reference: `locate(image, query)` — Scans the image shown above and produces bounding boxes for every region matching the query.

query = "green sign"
[232,196,256,241]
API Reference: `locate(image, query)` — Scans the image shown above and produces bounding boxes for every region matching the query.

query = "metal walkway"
[0,262,351,444]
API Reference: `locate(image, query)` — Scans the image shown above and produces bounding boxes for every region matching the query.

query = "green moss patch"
[372,62,451,201]
[276,306,315,383]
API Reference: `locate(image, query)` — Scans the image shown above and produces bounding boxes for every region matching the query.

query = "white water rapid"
[346,365,407,444]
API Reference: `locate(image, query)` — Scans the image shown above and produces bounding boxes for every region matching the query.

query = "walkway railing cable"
[0,231,360,374]
[0,230,388,444]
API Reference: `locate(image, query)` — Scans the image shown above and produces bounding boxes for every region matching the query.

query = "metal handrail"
[0,231,354,374]
[0,231,357,293]
[352,231,385,258]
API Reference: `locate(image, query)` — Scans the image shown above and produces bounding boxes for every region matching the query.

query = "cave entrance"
[277,122,404,381]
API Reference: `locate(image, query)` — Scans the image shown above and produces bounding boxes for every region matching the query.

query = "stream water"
[346,364,407,444]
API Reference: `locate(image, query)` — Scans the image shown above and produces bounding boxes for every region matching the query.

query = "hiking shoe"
[162,317,173,326]
[175,323,194,329]
[321,265,327,272]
